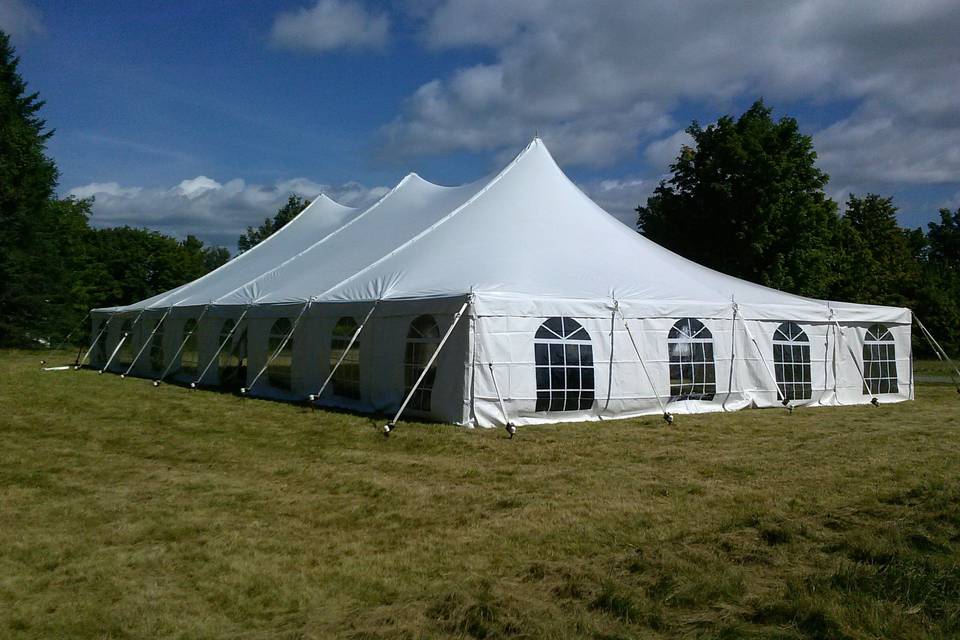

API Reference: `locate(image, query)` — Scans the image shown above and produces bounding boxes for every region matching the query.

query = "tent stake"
[384,298,470,436]
[157,305,211,386]
[242,301,312,395]
[615,302,672,424]
[309,300,379,403]
[122,307,172,378]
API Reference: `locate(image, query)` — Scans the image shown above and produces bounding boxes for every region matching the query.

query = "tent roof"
[109,139,908,323]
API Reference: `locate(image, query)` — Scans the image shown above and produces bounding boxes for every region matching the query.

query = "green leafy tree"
[832,194,921,308]
[237,195,310,253]
[0,30,61,344]
[637,100,840,298]
[915,207,960,354]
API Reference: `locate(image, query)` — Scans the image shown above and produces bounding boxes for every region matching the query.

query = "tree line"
[638,101,959,355]
[0,32,229,346]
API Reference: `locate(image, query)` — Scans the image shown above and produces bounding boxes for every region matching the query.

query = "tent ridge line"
[314,140,540,301]
[210,173,416,306]
[140,191,357,311]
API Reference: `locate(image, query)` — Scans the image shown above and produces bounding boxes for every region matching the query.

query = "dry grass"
[2,349,959,639]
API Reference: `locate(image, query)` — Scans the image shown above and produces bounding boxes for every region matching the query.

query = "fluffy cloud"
[68,176,389,250]
[579,176,651,228]
[270,0,389,53]
[381,0,960,193]
[0,0,42,38]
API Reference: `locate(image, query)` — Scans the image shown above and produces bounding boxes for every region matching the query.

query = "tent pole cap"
[383,423,395,437]
[506,424,517,438]
[152,380,161,387]
[663,412,674,425]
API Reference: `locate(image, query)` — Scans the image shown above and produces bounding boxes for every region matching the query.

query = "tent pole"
[99,308,145,374]
[122,307,172,378]
[309,300,379,402]
[739,314,791,410]
[157,305,210,386]
[76,311,116,369]
[602,303,615,413]
[242,300,312,395]
[189,305,246,388]
[614,302,672,424]
[384,298,470,436]
[832,318,878,406]
[914,315,960,391]
[487,363,516,437]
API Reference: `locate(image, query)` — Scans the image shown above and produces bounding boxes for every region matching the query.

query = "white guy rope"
[190,306,247,388]
[614,302,671,423]
[157,305,211,385]
[384,299,470,436]
[309,300,379,402]
[52,311,90,353]
[122,307,172,378]
[242,301,312,394]
[914,315,960,390]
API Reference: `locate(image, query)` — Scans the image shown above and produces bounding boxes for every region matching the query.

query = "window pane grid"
[405,316,440,412]
[668,319,716,401]
[331,318,361,399]
[535,317,595,412]
[863,324,898,395]
[268,318,293,390]
[773,322,812,401]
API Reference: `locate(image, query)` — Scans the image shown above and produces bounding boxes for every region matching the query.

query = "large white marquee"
[87,139,914,429]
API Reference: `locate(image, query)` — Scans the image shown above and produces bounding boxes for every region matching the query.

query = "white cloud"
[380,0,960,195]
[644,129,695,173]
[270,0,389,53]
[579,176,652,228]
[68,176,389,250]
[0,0,42,39]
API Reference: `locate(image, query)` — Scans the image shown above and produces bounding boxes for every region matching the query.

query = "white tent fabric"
[91,139,913,427]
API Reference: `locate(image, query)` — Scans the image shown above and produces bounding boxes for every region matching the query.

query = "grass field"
[2,349,959,639]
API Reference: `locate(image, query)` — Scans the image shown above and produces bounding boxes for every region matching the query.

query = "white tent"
[88,139,913,428]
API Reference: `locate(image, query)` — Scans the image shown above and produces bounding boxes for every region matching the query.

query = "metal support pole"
[309,300,379,402]
[615,302,672,424]
[487,362,516,437]
[190,306,247,388]
[242,301,312,394]
[832,319,879,406]
[739,314,790,409]
[157,305,210,386]
[384,298,470,436]
[915,315,960,392]
[122,307,172,378]
[76,311,115,369]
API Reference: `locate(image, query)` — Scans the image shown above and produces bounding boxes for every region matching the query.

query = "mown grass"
[2,349,959,639]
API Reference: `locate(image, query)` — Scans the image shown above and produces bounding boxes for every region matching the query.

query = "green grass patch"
[2,349,960,638]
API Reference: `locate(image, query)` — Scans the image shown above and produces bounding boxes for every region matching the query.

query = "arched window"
[864,324,898,394]
[181,319,199,378]
[534,317,595,412]
[668,318,716,401]
[268,318,293,390]
[116,318,134,368]
[149,319,165,373]
[219,320,247,389]
[405,315,440,412]
[772,322,811,401]
[331,317,361,399]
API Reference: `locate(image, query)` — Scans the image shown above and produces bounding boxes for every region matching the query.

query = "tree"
[0,30,61,344]
[915,207,960,354]
[832,194,922,308]
[237,195,310,253]
[637,100,840,298]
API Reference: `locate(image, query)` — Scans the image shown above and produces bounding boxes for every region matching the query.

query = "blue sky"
[3,0,959,250]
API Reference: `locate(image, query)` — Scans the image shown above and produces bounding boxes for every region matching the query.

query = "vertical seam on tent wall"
[467,311,478,425]
[210,175,415,305]
[313,140,539,300]
[722,301,737,411]
[603,304,615,413]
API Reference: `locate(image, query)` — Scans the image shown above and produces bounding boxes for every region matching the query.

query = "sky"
[2,0,959,251]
